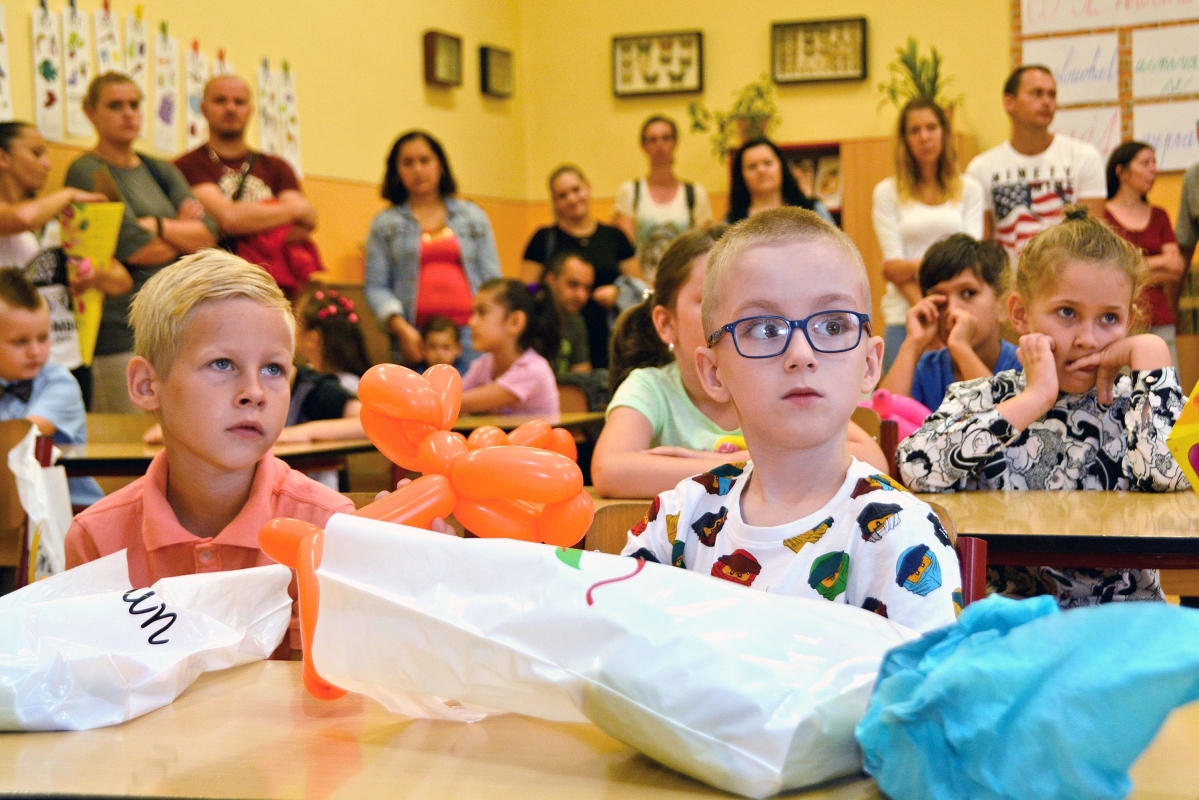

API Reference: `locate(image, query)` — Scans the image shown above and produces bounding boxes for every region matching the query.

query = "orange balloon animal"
[259,363,595,698]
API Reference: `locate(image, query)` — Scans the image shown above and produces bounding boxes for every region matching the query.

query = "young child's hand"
[592,285,619,309]
[1068,334,1173,406]
[645,445,749,460]
[944,308,979,350]
[1016,333,1059,409]
[904,296,944,349]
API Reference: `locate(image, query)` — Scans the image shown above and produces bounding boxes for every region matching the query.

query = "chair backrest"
[584,500,651,555]
[0,419,33,570]
[557,382,590,413]
[850,406,881,440]
[879,419,900,481]
[85,413,157,444]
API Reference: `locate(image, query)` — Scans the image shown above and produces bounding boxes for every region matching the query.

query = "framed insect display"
[612,31,703,97]
[423,30,462,87]
[480,45,513,97]
[771,17,867,84]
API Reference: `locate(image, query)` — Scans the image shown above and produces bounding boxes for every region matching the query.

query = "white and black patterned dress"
[897,367,1188,607]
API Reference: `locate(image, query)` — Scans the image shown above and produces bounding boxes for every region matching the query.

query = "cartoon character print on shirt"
[692,462,746,496]
[711,549,761,587]
[692,507,728,547]
[630,496,661,538]
[666,513,684,567]
[896,543,942,596]
[784,516,833,553]
[952,588,964,616]
[861,597,888,617]
[927,512,951,548]
[850,474,908,499]
[808,551,850,601]
[858,502,904,543]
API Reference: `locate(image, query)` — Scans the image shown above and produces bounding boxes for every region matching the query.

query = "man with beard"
[174,75,317,260]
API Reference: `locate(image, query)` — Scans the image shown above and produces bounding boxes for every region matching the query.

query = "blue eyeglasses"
[706,311,872,358]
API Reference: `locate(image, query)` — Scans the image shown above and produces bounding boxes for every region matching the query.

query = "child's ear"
[650,304,676,349]
[126,356,162,413]
[695,346,731,403]
[860,333,884,395]
[506,309,527,339]
[1008,292,1031,335]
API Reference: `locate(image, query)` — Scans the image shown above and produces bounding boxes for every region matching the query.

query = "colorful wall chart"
[153,25,178,153]
[62,4,93,138]
[0,6,14,122]
[257,59,280,155]
[94,7,123,75]
[31,5,64,142]
[124,9,147,137]
[184,41,207,151]
[1021,33,1118,106]
[211,49,233,77]
[279,61,302,176]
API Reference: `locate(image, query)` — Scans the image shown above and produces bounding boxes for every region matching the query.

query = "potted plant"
[688,75,780,161]
[877,37,964,114]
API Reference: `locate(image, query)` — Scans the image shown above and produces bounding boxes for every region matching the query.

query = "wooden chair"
[850,406,881,440]
[557,382,590,413]
[583,497,988,608]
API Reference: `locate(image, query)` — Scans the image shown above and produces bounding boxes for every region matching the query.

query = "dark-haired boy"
[420,315,464,375]
[881,234,1021,411]
[542,250,595,375]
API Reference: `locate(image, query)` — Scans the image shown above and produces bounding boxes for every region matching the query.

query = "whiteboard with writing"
[1132,24,1199,98]
[1023,0,1199,36]
[1134,100,1199,170]
[1023,33,1119,104]
[1050,105,1122,160]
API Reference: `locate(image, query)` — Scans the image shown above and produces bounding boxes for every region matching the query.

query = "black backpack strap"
[632,179,640,212]
[685,182,695,227]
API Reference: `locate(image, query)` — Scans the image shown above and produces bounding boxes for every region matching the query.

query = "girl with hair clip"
[593,226,886,498]
[725,138,834,225]
[899,206,1187,607]
[460,278,561,416]
[295,285,372,394]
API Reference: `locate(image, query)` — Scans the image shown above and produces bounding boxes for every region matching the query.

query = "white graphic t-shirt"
[966,135,1105,262]
[0,222,82,370]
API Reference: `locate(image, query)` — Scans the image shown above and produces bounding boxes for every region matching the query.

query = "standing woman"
[1105,141,1186,366]
[725,138,834,225]
[612,115,713,277]
[65,72,217,413]
[365,130,501,369]
[0,121,130,406]
[872,98,984,370]
[521,165,638,369]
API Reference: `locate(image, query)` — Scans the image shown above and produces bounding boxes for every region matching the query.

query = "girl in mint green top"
[593,228,748,498]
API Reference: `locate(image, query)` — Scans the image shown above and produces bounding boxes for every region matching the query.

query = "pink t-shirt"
[64,452,355,657]
[462,349,560,416]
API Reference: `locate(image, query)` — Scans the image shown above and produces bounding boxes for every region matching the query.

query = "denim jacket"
[364,197,502,327]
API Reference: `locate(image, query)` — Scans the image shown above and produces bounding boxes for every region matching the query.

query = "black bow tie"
[0,380,34,403]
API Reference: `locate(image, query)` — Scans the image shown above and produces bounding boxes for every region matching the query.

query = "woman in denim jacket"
[365,130,501,369]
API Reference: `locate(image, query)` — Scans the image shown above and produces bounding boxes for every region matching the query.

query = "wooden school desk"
[450,410,606,433]
[57,438,379,478]
[1,661,1195,799]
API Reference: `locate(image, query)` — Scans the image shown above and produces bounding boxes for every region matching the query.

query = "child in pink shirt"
[461,278,561,416]
[64,251,354,654]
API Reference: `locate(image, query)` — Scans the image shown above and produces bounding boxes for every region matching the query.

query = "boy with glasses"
[622,208,959,633]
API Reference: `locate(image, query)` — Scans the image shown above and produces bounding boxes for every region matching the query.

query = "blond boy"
[65,252,353,636]
[622,209,960,632]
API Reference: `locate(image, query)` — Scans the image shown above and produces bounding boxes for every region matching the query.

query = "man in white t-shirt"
[966,65,1105,262]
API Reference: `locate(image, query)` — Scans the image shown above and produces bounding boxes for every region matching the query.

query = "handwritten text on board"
[1133,24,1199,99]
[1023,0,1199,37]
[1024,33,1119,104]
[1134,100,1199,170]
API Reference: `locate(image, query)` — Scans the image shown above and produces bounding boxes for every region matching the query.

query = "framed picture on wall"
[771,17,867,84]
[480,46,513,97]
[423,30,462,87]
[612,31,703,97]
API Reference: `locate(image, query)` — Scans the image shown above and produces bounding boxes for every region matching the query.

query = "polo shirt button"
[199,549,213,562]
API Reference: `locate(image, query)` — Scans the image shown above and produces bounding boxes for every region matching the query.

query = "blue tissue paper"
[856,595,1199,800]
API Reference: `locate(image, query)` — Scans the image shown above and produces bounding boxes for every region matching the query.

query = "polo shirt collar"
[141,451,288,551]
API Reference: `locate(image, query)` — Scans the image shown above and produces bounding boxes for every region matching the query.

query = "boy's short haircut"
[420,315,460,342]
[918,234,1009,296]
[546,249,594,278]
[0,268,45,311]
[130,249,295,376]
[701,208,870,334]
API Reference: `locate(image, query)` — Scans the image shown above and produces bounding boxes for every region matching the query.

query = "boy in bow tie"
[0,268,102,507]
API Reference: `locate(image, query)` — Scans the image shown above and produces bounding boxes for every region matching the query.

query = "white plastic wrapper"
[312,514,920,798]
[8,424,72,579]
[0,552,293,731]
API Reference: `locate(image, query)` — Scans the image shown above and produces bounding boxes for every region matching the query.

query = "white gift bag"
[7,425,72,580]
[310,513,920,799]
[0,552,293,731]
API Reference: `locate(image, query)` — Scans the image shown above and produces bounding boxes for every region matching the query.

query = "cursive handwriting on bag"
[121,589,177,645]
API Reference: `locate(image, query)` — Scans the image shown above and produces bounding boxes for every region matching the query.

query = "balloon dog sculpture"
[260,363,595,698]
